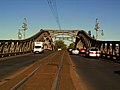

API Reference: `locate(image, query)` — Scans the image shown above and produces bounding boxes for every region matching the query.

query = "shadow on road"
[114,70,120,75]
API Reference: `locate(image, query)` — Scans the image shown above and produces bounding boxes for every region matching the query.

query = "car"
[71,48,79,55]
[67,48,72,52]
[79,48,86,54]
[58,48,62,51]
[86,47,101,58]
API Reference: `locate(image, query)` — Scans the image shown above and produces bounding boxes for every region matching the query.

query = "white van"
[33,42,44,53]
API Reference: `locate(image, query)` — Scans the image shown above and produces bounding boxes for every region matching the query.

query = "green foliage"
[93,35,95,39]
[54,40,67,50]
[68,43,74,49]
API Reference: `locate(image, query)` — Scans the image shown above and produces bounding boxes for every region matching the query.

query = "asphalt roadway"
[0,51,120,90]
[0,50,54,80]
[71,54,120,90]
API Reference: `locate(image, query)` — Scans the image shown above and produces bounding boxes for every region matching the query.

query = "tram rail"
[0,51,68,90]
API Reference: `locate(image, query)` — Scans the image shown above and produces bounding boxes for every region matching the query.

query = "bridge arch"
[75,30,97,48]
[1,29,120,60]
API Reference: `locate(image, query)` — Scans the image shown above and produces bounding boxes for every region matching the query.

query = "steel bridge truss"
[1,29,120,61]
[75,30,120,61]
[0,40,33,57]
[46,30,79,42]
[0,30,53,57]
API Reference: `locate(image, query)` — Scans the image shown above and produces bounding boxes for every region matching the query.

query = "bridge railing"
[97,41,120,61]
[76,30,120,62]
[0,30,53,58]
[0,40,34,58]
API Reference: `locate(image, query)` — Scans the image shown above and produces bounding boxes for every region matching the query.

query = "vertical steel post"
[94,18,99,40]
[22,18,27,40]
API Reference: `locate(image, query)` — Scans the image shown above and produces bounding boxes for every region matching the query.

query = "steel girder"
[75,30,120,60]
[0,30,53,57]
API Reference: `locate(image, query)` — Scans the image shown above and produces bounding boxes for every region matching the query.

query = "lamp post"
[94,18,104,40]
[22,18,27,39]
[18,18,27,40]
[18,29,22,40]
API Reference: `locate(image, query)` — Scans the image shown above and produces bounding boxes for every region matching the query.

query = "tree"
[68,43,74,49]
[93,35,95,39]
[54,40,67,50]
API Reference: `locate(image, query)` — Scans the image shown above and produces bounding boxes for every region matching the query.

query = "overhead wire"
[47,0,61,30]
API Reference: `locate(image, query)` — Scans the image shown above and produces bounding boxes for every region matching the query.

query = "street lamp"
[18,29,22,40]
[22,18,27,39]
[94,18,104,40]
[18,18,28,40]
[101,30,104,36]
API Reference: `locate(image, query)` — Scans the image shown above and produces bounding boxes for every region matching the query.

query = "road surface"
[71,54,120,90]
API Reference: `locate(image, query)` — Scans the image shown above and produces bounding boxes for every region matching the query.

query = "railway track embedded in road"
[0,51,66,90]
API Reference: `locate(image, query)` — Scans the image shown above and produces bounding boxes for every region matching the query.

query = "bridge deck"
[0,51,84,90]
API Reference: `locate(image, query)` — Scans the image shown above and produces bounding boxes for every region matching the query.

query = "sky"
[0,0,120,41]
